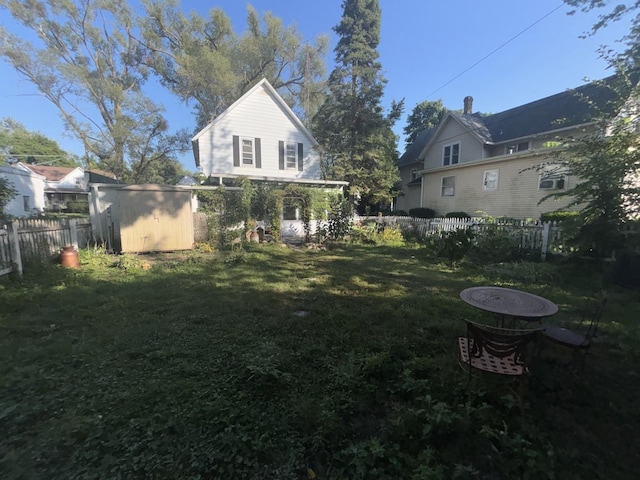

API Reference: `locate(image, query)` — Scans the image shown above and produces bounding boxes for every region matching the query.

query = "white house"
[192,78,345,188]
[0,165,46,217]
[192,78,347,239]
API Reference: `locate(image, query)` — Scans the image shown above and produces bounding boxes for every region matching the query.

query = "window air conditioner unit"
[539,177,566,190]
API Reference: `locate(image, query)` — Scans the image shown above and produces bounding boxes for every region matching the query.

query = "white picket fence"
[0,217,92,277]
[361,216,566,260]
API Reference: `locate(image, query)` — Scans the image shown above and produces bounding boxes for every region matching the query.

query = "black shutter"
[297,143,304,171]
[233,136,240,167]
[255,138,261,168]
[278,141,285,170]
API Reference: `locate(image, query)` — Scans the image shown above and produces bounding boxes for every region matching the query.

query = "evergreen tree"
[312,0,402,211]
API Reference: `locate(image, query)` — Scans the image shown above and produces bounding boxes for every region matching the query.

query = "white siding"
[196,83,321,180]
[53,167,86,190]
[0,166,46,217]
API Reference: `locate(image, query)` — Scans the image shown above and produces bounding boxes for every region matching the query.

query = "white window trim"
[411,168,419,181]
[441,175,455,197]
[442,142,460,166]
[483,169,499,191]
[284,142,298,170]
[241,137,255,166]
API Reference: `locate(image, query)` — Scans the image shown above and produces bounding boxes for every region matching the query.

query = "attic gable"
[192,78,317,146]
[415,72,637,161]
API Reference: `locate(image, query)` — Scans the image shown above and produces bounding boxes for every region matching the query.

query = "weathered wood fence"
[0,217,92,277]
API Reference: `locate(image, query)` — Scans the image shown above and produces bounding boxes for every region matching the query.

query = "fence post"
[540,221,550,262]
[69,218,79,249]
[9,222,23,277]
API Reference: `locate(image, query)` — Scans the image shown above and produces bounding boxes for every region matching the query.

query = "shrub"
[540,211,580,223]
[445,211,470,219]
[469,226,521,263]
[409,207,436,219]
[391,210,408,216]
[66,200,89,214]
[434,228,475,264]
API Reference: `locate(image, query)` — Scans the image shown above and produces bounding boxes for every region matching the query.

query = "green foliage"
[1,246,639,478]
[312,0,402,210]
[403,99,447,147]
[540,211,580,223]
[141,2,329,128]
[65,200,89,214]
[0,117,78,166]
[410,207,437,218]
[445,211,470,219]
[0,175,17,215]
[326,195,352,241]
[469,226,521,263]
[533,71,640,257]
[0,0,188,182]
[350,222,405,246]
[391,209,408,216]
[434,228,475,264]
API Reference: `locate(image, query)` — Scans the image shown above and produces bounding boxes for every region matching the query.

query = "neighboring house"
[192,78,347,238]
[0,164,46,217]
[400,75,631,219]
[16,163,118,212]
[395,127,436,212]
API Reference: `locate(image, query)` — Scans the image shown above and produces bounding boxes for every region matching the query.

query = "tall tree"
[550,2,640,255]
[0,0,187,182]
[403,100,447,147]
[312,0,403,210]
[140,0,329,129]
[0,118,78,167]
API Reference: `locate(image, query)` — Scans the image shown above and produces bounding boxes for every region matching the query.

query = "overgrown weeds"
[0,244,638,479]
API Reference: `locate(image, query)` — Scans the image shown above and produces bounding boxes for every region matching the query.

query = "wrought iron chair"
[541,293,607,372]
[458,320,541,416]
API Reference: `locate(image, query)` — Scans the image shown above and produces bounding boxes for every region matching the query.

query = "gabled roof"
[19,164,80,182]
[192,78,318,147]
[0,164,46,180]
[397,127,436,167]
[416,72,636,160]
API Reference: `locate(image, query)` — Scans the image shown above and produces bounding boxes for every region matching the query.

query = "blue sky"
[0,0,632,172]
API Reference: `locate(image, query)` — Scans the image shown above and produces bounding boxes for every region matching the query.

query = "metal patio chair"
[541,293,608,372]
[458,320,541,416]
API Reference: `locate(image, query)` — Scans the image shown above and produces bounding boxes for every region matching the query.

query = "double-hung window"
[241,138,254,165]
[233,136,262,168]
[285,143,298,169]
[483,169,499,191]
[443,143,460,166]
[441,176,455,196]
[279,141,303,171]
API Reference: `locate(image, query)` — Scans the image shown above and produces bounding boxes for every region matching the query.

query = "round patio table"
[460,286,558,325]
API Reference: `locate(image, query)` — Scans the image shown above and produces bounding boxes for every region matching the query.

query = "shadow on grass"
[0,244,638,479]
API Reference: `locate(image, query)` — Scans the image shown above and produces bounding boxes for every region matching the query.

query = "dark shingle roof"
[464,73,633,144]
[397,127,436,167]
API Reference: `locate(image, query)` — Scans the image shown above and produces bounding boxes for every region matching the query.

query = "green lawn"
[1,244,639,479]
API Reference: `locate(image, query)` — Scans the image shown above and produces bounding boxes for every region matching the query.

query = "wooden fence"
[0,217,93,277]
